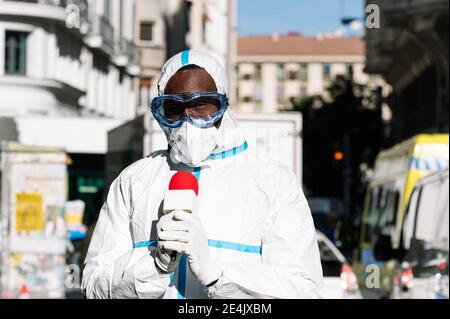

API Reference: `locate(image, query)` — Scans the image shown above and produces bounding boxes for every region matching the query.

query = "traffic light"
[332,142,345,168]
[333,150,344,161]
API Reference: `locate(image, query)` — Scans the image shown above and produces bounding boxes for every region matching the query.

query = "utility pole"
[342,133,353,220]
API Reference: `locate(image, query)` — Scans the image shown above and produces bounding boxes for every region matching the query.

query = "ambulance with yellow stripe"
[354,134,449,298]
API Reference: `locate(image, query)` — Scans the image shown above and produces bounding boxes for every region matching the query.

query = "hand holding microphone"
[155,171,199,273]
[160,211,223,286]
[155,171,222,286]
[155,212,180,273]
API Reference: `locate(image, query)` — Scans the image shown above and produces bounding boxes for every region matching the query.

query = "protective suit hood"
[157,50,244,166]
[157,49,228,95]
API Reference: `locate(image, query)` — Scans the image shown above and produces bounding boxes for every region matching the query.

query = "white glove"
[155,211,181,273]
[158,210,223,286]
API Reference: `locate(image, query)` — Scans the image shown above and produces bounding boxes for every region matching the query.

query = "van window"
[366,184,400,241]
[405,174,449,272]
[402,186,422,250]
[414,176,449,252]
[435,177,449,251]
[386,190,400,227]
[366,187,381,227]
[415,181,441,242]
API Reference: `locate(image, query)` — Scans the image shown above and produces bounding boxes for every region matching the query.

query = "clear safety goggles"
[151,92,228,128]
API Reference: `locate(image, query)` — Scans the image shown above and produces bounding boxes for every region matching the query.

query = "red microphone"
[168,171,199,196]
[163,172,199,261]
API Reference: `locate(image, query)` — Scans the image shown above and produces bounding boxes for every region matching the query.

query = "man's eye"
[164,103,184,115]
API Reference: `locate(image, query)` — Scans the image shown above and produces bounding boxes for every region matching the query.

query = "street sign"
[15,193,43,233]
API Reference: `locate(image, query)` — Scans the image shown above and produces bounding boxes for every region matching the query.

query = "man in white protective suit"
[81,50,323,299]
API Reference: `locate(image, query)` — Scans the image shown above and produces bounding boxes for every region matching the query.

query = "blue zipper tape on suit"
[181,50,190,66]
[207,141,248,161]
[133,140,250,298]
[176,167,201,298]
[133,240,157,248]
[207,239,262,254]
[177,255,187,298]
[193,166,202,180]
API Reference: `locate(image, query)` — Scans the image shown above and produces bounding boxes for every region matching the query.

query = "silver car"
[317,231,362,299]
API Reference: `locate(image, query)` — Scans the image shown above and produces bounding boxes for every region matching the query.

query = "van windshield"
[364,184,400,243]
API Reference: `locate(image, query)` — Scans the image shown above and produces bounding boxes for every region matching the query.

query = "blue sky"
[237,0,365,37]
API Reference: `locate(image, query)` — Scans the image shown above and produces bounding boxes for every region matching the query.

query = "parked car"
[317,231,362,299]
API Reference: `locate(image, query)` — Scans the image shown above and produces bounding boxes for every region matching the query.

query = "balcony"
[127,46,141,76]
[0,0,88,32]
[0,75,85,116]
[113,38,141,75]
[113,38,133,67]
[84,13,114,56]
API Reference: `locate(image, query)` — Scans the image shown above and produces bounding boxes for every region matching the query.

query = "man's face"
[164,67,222,129]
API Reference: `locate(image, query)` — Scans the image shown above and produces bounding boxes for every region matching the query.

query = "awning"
[2,116,125,154]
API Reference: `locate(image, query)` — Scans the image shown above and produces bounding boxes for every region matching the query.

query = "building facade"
[236,33,385,113]
[0,0,141,225]
[0,0,139,121]
[365,0,449,143]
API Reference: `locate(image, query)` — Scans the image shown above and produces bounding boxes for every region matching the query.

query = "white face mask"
[164,122,220,167]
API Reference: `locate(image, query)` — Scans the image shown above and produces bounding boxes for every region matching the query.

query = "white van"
[394,169,449,299]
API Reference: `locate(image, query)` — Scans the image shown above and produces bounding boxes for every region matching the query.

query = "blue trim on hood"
[181,50,190,66]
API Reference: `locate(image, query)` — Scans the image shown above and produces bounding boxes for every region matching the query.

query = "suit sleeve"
[207,166,323,299]
[81,175,171,299]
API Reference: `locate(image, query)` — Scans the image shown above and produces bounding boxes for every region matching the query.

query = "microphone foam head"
[169,171,199,196]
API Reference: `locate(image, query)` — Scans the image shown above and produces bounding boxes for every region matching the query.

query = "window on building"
[277,64,285,81]
[104,0,111,22]
[254,85,262,103]
[323,64,331,80]
[288,70,299,81]
[4,31,28,75]
[277,85,285,103]
[347,64,354,78]
[139,77,152,107]
[242,73,252,80]
[300,63,308,81]
[243,96,253,103]
[254,64,262,81]
[118,0,124,38]
[140,21,154,41]
[185,0,192,35]
[300,86,307,97]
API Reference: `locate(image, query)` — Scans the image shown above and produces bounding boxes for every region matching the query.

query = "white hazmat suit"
[82,50,323,299]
